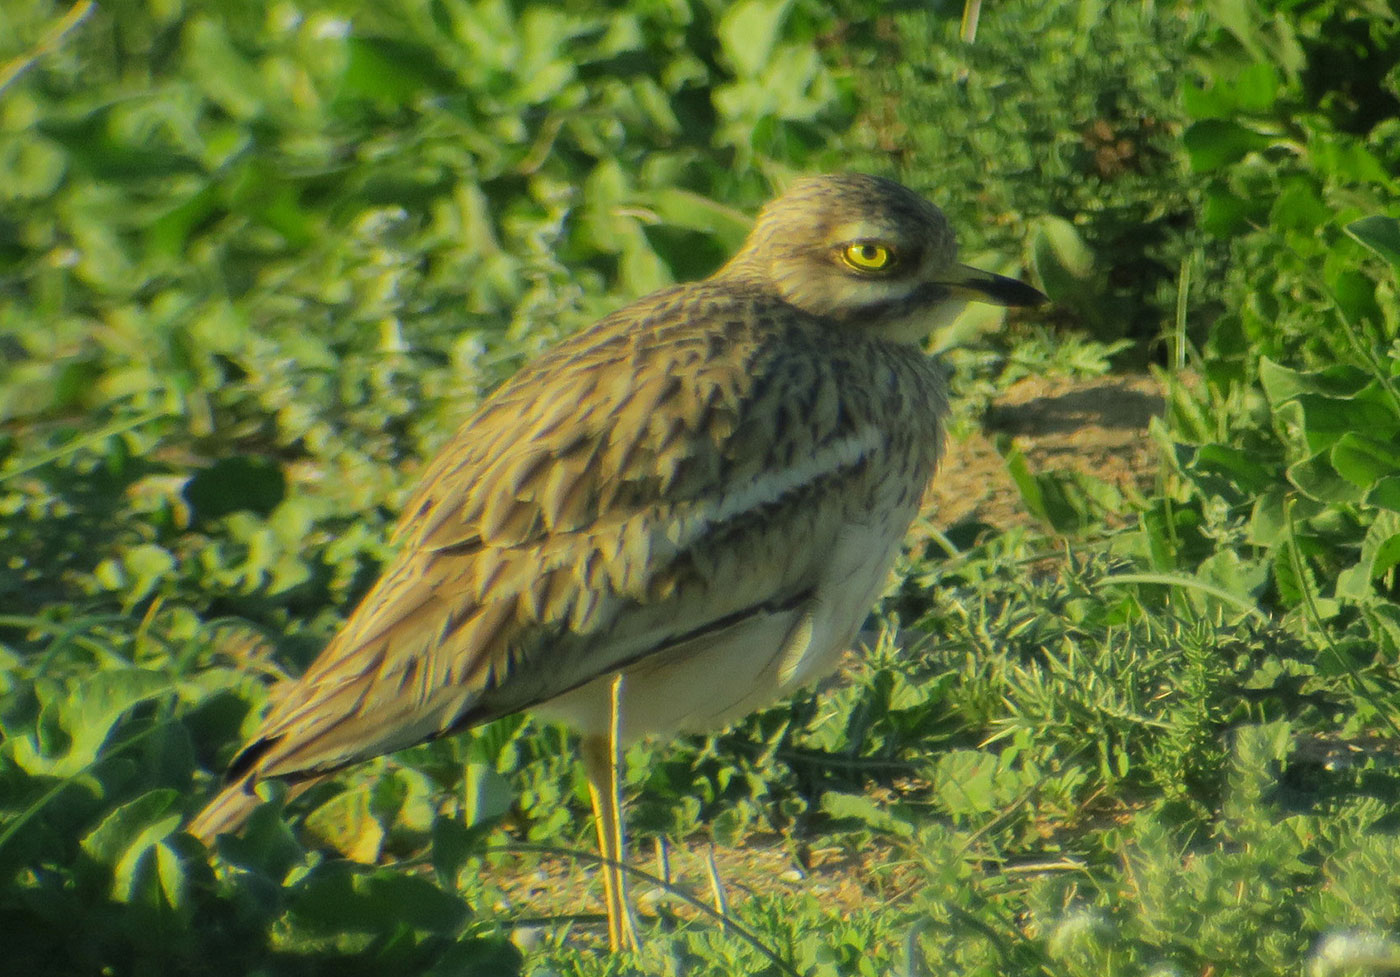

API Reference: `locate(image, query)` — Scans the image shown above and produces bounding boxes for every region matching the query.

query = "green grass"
[4,0,1400,974]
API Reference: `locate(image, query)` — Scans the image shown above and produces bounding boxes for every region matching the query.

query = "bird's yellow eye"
[841,241,896,273]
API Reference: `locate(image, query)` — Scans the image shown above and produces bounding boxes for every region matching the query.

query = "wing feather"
[225,282,947,784]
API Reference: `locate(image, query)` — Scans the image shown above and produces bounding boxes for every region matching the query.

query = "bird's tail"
[188,775,262,844]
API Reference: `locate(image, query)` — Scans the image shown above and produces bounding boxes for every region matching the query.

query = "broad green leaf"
[431,816,489,890]
[1295,391,1399,454]
[1201,187,1260,236]
[342,36,458,101]
[1246,485,1291,548]
[1230,722,1294,783]
[1336,511,1400,600]
[1313,137,1391,185]
[1182,119,1270,172]
[463,762,512,827]
[1032,216,1094,278]
[1272,545,1335,617]
[184,18,267,120]
[998,436,1049,525]
[1228,61,1282,112]
[291,865,468,934]
[1258,357,1370,404]
[1270,178,1330,234]
[1189,443,1276,495]
[80,790,182,903]
[820,791,913,837]
[304,787,384,864]
[1347,215,1400,269]
[647,187,752,250]
[718,0,794,79]
[214,796,303,880]
[619,224,673,295]
[1367,476,1400,512]
[1331,433,1400,489]
[381,766,438,833]
[1196,549,1270,605]
[97,543,177,607]
[1364,603,1400,658]
[146,184,221,259]
[1286,450,1363,504]
[10,669,172,778]
[183,455,286,523]
[1329,266,1384,328]
[1,136,67,200]
[1206,0,1305,78]
[933,750,1035,818]
[1030,216,1096,312]
[154,840,187,911]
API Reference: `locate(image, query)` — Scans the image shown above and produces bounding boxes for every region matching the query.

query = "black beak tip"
[991,275,1049,308]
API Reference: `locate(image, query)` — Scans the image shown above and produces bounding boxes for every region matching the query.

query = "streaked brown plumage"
[190,173,1045,947]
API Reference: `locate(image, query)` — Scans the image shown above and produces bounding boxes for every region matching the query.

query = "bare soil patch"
[925,372,1165,531]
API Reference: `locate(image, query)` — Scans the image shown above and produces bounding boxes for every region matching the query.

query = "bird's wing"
[225,287,940,782]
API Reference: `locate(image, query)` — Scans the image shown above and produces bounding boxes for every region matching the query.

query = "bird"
[189,172,1046,950]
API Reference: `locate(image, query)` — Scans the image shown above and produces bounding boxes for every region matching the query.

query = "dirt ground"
[497,371,1167,948]
[924,371,1165,530]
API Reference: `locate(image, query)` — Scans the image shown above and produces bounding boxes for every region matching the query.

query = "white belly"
[530,509,912,742]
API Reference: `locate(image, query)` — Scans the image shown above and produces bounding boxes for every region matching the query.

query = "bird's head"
[719,173,1046,343]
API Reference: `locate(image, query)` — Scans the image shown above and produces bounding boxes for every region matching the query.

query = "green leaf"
[108,543,178,607]
[10,670,172,778]
[184,18,267,121]
[820,791,913,837]
[1258,357,1370,404]
[1247,485,1291,548]
[304,787,384,863]
[647,187,752,251]
[1270,177,1330,235]
[1295,392,1398,454]
[215,795,303,880]
[1367,476,1400,512]
[1029,216,1096,308]
[1206,0,1305,79]
[1331,433,1400,489]
[1201,187,1261,236]
[1286,450,1363,504]
[717,0,794,78]
[998,436,1050,524]
[431,816,487,890]
[998,438,1109,534]
[1337,511,1400,600]
[183,455,286,523]
[1346,215,1400,269]
[1189,443,1276,495]
[1363,603,1400,658]
[933,750,1036,818]
[1182,119,1270,172]
[463,762,512,826]
[1329,267,1383,328]
[291,865,468,934]
[80,790,183,903]
[342,37,458,101]
[1228,61,1282,112]
[154,840,187,911]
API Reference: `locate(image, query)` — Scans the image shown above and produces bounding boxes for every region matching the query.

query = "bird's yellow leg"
[580,674,640,952]
[607,672,641,952]
[581,739,623,950]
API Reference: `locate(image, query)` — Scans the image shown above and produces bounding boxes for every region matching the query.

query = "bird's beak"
[942,263,1047,307]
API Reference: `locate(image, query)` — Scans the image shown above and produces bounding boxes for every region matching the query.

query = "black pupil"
[860,245,879,261]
